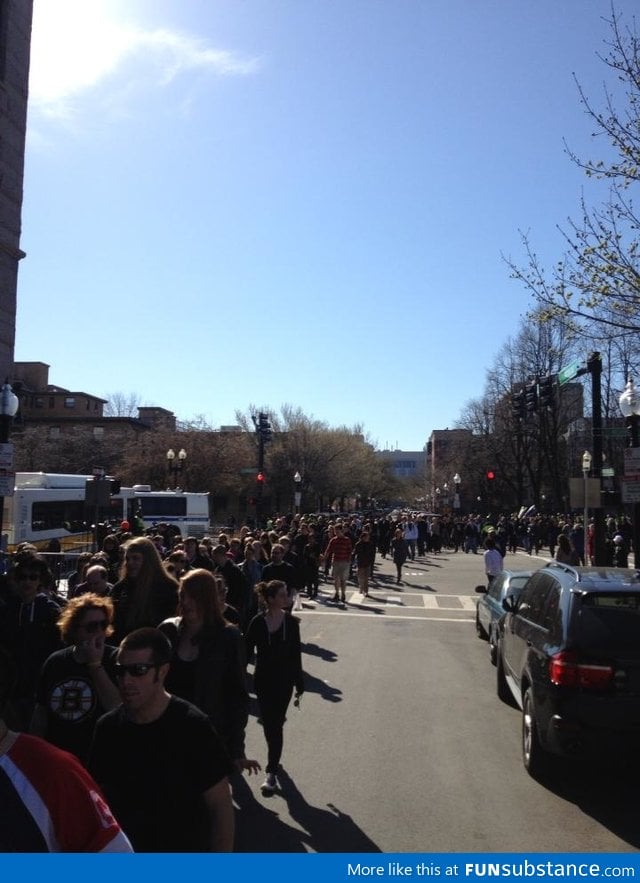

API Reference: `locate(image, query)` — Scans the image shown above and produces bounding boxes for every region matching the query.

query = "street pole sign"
[558,360,582,385]
[622,477,640,504]
[623,447,640,477]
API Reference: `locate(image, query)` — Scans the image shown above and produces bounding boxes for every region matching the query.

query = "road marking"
[422,594,477,611]
[299,609,474,623]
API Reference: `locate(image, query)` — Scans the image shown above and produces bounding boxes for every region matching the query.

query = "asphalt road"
[234,547,640,853]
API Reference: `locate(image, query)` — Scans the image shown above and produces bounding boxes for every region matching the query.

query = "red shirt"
[325,535,353,562]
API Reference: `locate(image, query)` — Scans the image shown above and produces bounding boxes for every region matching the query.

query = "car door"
[482,573,506,633]
[502,573,556,689]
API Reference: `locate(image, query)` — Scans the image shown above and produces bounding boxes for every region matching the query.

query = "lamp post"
[293,470,302,515]
[582,450,592,564]
[166,448,187,489]
[619,377,640,568]
[435,487,441,511]
[453,473,461,512]
[0,380,19,565]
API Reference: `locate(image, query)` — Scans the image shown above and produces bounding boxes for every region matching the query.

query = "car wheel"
[488,626,498,666]
[522,687,549,780]
[475,607,488,640]
[496,646,515,706]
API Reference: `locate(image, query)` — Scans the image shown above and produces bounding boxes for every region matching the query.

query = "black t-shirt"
[36,644,118,762]
[88,695,234,852]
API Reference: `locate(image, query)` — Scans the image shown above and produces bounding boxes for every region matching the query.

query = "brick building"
[0,0,33,382]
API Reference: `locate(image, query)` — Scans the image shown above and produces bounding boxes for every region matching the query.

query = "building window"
[49,427,60,439]
[93,427,104,439]
[49,397,55,408]
[35,398,44,409]
[64,397,75,409]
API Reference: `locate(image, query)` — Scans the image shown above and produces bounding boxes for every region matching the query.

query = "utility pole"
[587,352,606,566]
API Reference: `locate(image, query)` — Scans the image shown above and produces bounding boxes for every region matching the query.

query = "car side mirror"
[502,594,516,612]
[475,584,487,594]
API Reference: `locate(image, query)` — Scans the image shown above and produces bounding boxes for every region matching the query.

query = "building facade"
[0,0,33,382]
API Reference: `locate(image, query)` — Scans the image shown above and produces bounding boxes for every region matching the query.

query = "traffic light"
[525,381,538,413]
[256,472,265,484]
[511,389,526,420]
[486,470,495,481]
[538,374,556,409]
[258,412,272,443]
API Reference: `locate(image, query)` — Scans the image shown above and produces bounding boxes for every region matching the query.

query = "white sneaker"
[261,773,277,794]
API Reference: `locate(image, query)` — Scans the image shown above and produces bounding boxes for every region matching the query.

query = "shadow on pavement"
[538,762,640,849]
[302,642,338,662]
[233,768,382,852]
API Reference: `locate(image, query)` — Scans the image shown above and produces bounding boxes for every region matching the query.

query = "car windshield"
[575,592,640,657]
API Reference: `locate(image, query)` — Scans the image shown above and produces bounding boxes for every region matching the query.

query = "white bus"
[3,473,211,552]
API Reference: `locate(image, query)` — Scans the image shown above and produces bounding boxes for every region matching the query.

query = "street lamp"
[619,377,640,567]
[582,450,592,565]
[453,473,461,511]
[166,448,187,489]
[0,380,19,565]
[435,487,441,510]
[293,470,302,515]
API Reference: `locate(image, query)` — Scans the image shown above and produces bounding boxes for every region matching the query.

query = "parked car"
[496,562,640,780]
[475,569,534,664]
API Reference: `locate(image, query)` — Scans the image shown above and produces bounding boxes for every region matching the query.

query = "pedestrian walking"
[390,528,408,585]
[245,580,304,796]
[159,568,258,773]
[88,627,235,852]
[111,537,179,642]
[31,593,120,762]
[324,523,353,604]
[483,534,503,589]
[354,529,376,597]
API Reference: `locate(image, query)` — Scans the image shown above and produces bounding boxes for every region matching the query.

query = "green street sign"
[558,360,582,385]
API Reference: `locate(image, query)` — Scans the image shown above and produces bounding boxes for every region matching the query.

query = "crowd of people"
[0,506,636,851]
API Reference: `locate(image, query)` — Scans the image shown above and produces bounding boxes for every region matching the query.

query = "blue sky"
[15,0,637,451]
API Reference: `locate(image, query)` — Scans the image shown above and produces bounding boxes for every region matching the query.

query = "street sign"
[0,443,13,470]
[558,360,582,385]
[0,469,15,497]
[623,447,640,477]
[622,477,640,504]
[569,477,601,508]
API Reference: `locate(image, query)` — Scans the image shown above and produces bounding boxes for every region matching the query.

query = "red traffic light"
[256,472,265,483]
[486,470,495,481]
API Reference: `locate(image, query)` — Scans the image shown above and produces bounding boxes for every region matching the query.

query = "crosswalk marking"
[326,591,477,612]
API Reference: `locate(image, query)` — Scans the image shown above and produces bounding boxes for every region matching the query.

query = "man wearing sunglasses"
[31,594,120,762]
[88,627,235,852]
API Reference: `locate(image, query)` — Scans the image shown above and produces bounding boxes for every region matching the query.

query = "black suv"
[496,562,640,779]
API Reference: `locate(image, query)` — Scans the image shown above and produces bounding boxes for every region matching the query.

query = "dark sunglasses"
[81,620,108,634]
[114,662,158,679]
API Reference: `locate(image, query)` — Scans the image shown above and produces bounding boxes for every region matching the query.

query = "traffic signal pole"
[587,352,607,566]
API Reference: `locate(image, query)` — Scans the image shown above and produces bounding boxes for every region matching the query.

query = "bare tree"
[506,6,640,336]
[103,391,144,418]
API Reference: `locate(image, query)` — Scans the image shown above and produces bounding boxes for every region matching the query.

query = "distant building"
[12,361,177,472]
[426,429,472,478]
[377,449,427,480]
[0,1,33,382]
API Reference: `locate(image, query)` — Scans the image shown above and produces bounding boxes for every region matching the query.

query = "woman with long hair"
[555,532,579,565]
[111,537,179,642]
[245,580,305,796]
[159,569,257,773]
